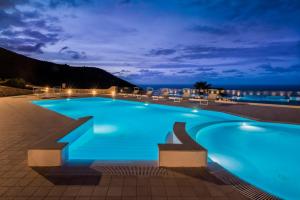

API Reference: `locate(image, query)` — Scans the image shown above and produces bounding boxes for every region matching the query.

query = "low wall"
[28,116,93,167]
[0,86,32,97]
[158,122,207,168]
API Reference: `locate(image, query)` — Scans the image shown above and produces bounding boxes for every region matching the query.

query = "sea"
[139,84,300,91]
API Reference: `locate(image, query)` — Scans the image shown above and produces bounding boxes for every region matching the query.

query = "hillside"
[0,47,134,89]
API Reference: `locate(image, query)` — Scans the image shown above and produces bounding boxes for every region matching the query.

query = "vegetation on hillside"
[0,47,135,89]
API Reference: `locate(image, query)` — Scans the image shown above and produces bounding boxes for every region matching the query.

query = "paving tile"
[165,187,181,197]
[0,187,8,196]
[107,187,122,197]
[207,186,226,197]
[135,197,151,200]
[162,178,177,187]
[90,197,105,200]
[136,178,149,187]
[47,186,67,197]
[179,187,197,197]
[32,186,52,197]
[92,186,108,196]
[59,197,77,200]
[151,197,168,200]
[123,177,137,186]
[193,186,211,198]
[20,186,38,197]
[151,187,166,197]
[106,197,122,200]
[75,197,91,200]
[121,197,137,200]
[110,178,124,187]
[62,186,81,197]
[122,186,136,197]
[3,187,23,197]
[77,186,95,196]
[136,186,150,197]
[149,178,164,187]
[44,197,62,200]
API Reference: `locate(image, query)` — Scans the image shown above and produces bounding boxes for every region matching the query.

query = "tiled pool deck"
[1,95,299,200]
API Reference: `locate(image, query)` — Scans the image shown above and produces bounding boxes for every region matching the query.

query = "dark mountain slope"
[0,47,134,88]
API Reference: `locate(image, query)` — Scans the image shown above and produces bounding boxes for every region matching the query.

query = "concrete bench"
[28,116,92,167]
[158,122,207,168]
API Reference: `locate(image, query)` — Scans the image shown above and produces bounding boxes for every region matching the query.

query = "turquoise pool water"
[196,122,300,199]
[33,97,300,199]
[33,97,245,161]
[234,95,296,104]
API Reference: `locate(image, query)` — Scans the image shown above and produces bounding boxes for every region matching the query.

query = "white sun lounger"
[169,96,182,102]
[189,98,208,105]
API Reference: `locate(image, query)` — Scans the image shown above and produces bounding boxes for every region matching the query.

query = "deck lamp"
[67,89,72,96]
[92,90,97,96]
[111,91,116,98]
[45,87,49,93]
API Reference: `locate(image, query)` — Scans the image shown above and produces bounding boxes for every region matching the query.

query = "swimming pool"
[33,97,245,162]
[196,121,300,199]
[233,95,300,105]
[33,97,300,199]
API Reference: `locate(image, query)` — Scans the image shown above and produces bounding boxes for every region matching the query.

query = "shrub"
[1,78,27,89]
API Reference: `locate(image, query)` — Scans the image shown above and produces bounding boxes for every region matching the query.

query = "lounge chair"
[129,87,140,97]
[189,97,208,105]
[118,87,130,97]
[182,88,191,99]
[169,96,183,102]
[152,90,164,101]
[161,88,169,99]
[142,87,154,98]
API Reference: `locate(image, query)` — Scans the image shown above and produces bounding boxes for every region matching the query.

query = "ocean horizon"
[139,84,300,91]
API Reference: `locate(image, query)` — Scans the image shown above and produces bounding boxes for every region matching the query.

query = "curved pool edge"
[207,161,280,200]
[194,121,300,199]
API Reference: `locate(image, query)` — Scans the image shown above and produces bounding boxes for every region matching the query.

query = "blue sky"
[0,0,300,85]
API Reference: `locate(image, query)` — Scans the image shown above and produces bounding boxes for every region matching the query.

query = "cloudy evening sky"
[1,0,300,85]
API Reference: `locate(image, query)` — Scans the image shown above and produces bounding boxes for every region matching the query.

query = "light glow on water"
[192,109,199,113]
[240,122,264,131]
[135,105,146,109]
[182,113,198,118]
[94,124,117,134]
[196,122,300,199]
[209,153,242,171]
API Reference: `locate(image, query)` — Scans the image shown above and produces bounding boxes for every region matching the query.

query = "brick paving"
[2,94,298,199]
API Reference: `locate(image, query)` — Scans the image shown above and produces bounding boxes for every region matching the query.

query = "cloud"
[0,28,60,53]
[0,0,28,9]
[257,64,300,74]
[189,0,300,28]
[148,48,177,56]
[0,6,63,54]
[222,69,240,73]
[173,41,300,61]
[189,25,231,35]
[48,0,92,8]
[196,67,214,72]
[59,46,87,59]
[119,0,132,5]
